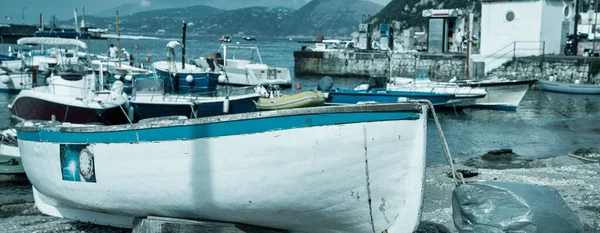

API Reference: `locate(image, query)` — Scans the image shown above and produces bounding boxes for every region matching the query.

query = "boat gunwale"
[457,79,539,87]
[16,102,425,133]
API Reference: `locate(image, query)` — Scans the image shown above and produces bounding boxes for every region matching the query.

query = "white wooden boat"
[538,79,600,94]
[17,102,428,233]
[451,78,538,110]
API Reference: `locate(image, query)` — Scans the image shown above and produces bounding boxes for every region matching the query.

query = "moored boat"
[192,45,293,87]
[219,35,232,43]
[152,41,219,93]
[538,79,600,94]
[17,102,428,233]
[451,78,538,110]
[326,75,487,108]
[129,79,260,122]
[8,37,130,125]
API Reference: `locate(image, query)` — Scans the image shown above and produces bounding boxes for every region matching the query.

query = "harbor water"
[2,35,600,165]
[1,36,600,233]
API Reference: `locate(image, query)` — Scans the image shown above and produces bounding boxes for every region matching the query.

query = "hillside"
[59,0,383,37]
[284,0,384,36]
[77,6,226,34]
[371,0,479,30]
[94,0,309,17]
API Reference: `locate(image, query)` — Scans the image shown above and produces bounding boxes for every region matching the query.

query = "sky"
[0,0,393,25]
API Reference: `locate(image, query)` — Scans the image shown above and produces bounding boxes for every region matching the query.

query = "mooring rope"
[418,100,464,187]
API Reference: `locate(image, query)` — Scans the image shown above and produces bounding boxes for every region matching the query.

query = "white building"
[480,0,575,57]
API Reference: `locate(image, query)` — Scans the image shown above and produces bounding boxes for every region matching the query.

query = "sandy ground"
[419,154,600,233]
[0,154,598,233]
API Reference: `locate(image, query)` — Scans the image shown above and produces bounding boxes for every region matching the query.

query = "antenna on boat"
[182,20,187,70]
[116,10,121,67]
[73,9,79,32]
[81,6,86,29]
[464,2,473,80]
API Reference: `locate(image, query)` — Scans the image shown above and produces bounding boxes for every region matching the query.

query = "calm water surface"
[3,35,600,166]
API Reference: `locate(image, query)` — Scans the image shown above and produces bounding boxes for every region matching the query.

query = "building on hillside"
[422,8,467,54]
[479,0,575,57]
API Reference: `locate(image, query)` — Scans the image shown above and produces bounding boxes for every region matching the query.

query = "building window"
[505,10,516,22]
[563,5,571,19]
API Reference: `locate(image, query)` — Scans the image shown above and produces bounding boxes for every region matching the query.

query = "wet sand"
[1,154,599,233]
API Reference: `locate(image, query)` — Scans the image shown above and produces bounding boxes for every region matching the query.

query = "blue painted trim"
[0,88,21,93]
[17,111,421,143]
[326,89,455,106]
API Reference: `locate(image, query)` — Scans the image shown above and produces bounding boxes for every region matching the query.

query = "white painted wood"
[20,116,427,233]
[472,82,530,108]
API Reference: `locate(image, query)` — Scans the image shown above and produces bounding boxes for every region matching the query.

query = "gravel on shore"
[0,154,598,233]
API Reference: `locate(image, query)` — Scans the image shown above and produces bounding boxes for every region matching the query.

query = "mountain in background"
[283,0,383,36]
[94,0,309,17]
[60,0,383,37]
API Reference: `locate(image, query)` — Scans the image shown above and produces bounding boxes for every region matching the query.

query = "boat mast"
[116,11,121,67]
[465,9,472,80]
[182,21,186,70]
[574,0,580,54]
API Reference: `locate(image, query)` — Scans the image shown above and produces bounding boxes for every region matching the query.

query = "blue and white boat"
[16,101,428,233]
[152,61,219,93]
[325,74,487,108]
[128,79,260,122]
[151,41,219,93]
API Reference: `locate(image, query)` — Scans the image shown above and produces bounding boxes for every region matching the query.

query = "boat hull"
[538,80,600,94]
[219,67,293,86]
[325,89,480,107]
[457,79,536,110]
[10,90,130,125]
[130,94,260,122]
[17,103,427,233]
[154,70,219,93]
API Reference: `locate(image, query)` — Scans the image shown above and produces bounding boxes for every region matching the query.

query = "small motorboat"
[538,79,600,94]
[218,35,231,43]
[254,85,326,110]
[449,77,538,110]
[243,36,256,41]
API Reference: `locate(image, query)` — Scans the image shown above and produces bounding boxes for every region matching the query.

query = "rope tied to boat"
[417,100,464,187]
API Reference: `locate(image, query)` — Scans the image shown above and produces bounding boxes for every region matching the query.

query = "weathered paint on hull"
[17,104,427,233]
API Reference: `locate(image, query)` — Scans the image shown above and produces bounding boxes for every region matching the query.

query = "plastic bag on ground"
[452,181,584,233]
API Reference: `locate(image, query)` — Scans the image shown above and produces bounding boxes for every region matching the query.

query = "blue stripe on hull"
[17,111,421,143]
[468,105,518,111]
[155,70,219,93]
[326,89,454,106]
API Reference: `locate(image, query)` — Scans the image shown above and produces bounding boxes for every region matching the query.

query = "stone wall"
[486,56,600,84]
[390,53,468,81]
[293,51,470,81]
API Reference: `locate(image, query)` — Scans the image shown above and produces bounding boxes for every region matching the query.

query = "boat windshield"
[52,64,85,81]
[133,78,164,95]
